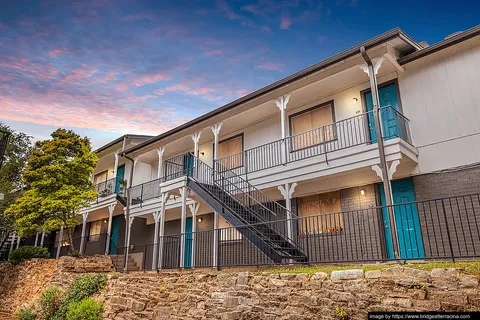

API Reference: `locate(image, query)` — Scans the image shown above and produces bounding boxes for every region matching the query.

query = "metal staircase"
[0,234,15,261]
[177,154,307,263]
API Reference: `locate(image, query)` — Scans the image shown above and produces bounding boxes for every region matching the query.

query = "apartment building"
[14,25,480,271]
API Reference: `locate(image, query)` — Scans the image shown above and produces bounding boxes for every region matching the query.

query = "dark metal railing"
[94,177,126,201]
[107,193,480,271]
[130,178,162,206]
[215,106,411,176]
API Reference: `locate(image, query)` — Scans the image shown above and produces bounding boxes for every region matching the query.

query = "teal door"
[115,165,125,194]
[364,83,401,142]
[183,153,194,177]
[184,217,193,267]
[379,178,424,259]
[109,215,121,254]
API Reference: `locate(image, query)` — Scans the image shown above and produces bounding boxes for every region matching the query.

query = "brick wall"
[413,166,480,200]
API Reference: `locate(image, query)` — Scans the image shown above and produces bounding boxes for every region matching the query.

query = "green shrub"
[9,246,50,264]
[65,298,103,320]
[38,286,62,319]
[15,307,36,320]
[54,274,107,319]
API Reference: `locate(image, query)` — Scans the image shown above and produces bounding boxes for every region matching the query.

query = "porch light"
[103,219,107,224]
[197,217,203,223]
[200,152,205,156]
[360,189,366,196]
[352,97,358,104]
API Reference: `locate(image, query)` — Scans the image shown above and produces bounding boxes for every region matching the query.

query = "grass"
[258,260,480,276]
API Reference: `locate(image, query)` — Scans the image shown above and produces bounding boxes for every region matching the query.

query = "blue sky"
[1,0,478,148]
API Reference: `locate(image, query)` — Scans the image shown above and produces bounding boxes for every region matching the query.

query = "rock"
[365,270,382,279]
[331,269,364,281]
[431,268,458,278]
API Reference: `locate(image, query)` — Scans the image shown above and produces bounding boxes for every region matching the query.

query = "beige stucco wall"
[399,37,480,173]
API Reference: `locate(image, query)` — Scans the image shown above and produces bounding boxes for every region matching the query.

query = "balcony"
[94,177,126,204]
[215,106,415,187]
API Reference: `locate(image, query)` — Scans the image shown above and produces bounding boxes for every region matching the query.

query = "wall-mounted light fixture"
[200,152,205,156]
[103,219,107,224]
[360,189,366,196]
[197,217,203,223]
[352,97,358,104]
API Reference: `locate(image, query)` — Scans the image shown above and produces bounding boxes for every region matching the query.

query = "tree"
[0,123,33,249]
[5,129,98,251]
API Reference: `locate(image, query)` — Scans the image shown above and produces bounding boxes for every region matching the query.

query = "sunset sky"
[1,0,478,148]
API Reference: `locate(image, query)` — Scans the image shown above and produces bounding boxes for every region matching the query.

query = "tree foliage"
[5,129,98,248]
[0,122,33,246]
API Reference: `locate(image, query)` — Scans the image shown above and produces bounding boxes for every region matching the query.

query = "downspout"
[360,46,400,259]
[122,153,135,272]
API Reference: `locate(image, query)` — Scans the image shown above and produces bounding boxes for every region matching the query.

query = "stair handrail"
[193,157,301,243]
[211,156,298,219]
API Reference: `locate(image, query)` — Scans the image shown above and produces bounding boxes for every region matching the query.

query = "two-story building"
[15,25,480,271]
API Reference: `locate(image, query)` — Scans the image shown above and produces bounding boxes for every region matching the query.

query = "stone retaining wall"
[103,266,480,320]
[0,255,113,318]
[1,257,480,319]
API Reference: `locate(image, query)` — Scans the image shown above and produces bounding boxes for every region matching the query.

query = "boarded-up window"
[218,217,242,241]
[290,102,335,150]
[297,191,343,234]
[89,221,102,242]
[218,135,243,169]
[94,171,108,185]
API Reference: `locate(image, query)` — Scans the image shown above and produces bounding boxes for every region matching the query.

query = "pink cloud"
[47,48,70,58]
[189,87,216,95]
[62,67,97,83]
[132,73,171,87]
[280,14,292,30]
[255,62,284,72]
[0,23,7,29]
[0,74,14,81]
[262,25,271,32]
[116,83,129,91]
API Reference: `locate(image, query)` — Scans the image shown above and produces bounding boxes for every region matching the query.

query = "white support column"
[16,235,20,249]
[124,216,134,272]
[34,232,39,246]
[112,151,120,178]
[152,210,161,270]
[9,232,16,253]
[105,204,116,254]
[56,224,64,259]
[274,94,291,139]
[179,187,187,268]
[191,131,202,178]
[212,211,219,268]
[157,147,166,179]
[278,182,297,241]
[188,202,200,268]
[79,212,89,255]
[158,192,169,269]
[210,123,223,161]
[274,94,291,164]
[40,231,45,247]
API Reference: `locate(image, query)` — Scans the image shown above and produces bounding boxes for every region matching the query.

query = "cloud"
[116,83,129,91]
[205,49,224,56]
[47,48,71,58]
[62,67,97,83]
[217,0,256,27]
[132,73,171,87]
[280,14,292,29]
[255,62,284,72]
[262,25,271,32]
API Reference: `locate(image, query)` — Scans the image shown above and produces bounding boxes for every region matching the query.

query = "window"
[89,221,102,242]
[217,134,243,169]
[218,217,242,241]
[289,101,335,150]
[94,171,108,185]
[54,230,70,247]
[297,191,343,234]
